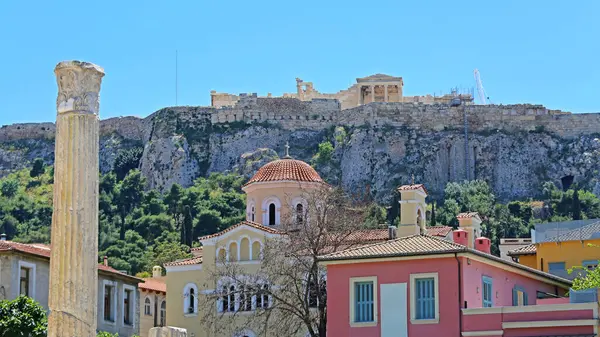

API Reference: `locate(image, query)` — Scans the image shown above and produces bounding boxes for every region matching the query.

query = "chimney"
[475,237,491,254]
[452,229,468,247]
[0,233,6,241]
[388,225,397,240]
[103,256,108,266]
[152,265,163,278]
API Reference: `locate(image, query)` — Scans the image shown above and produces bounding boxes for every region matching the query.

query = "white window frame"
[349,276,378,327]
[262,196,281,226]
[122,284,136,327]
[160,300,167,326]
[102,280,118,325]
[17,261,36,299]
[410,272,440,325]
[144,296,153,316]
[183,283,199,316]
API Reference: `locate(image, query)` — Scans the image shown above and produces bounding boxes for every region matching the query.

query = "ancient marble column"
[48,61,104,337]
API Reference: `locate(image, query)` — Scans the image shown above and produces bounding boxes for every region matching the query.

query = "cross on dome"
[284,141,292,159]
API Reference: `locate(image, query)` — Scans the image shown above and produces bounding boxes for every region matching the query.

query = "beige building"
[210,74,473,110]
[139,266,167,337]
[0,238,142,336]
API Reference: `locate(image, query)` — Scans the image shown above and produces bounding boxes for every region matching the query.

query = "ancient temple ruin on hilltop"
[210,74,474,110]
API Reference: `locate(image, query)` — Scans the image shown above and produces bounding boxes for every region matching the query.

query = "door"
[381,283,408,337]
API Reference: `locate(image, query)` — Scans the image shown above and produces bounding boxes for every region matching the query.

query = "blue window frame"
[415,278,435,319]
[548,262,566,271]
[354,281,374,322]
[482,276,493,307]
[512,286,528,306]
[583,260,598,271]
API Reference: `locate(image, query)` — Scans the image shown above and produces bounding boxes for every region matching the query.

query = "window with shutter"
[354,282,374,322]
[482,276,493,308]
[415,278,435,319]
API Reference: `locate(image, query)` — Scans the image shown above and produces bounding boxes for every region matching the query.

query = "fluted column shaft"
[48,61,104,337]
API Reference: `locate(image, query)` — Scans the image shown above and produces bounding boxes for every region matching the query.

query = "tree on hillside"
[0,179,19,198]
[116,170,146,240]
[572,189,582,220]
[29,159,45,179]
[198,186,373,337]
[113,147,144,180]
[0,295,47,337]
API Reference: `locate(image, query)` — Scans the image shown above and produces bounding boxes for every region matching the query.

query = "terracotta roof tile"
[139,278,166,293]
[0,240,141,281]
[397,184,428,194]
[507,244,537,256]
[164,256,203,266]
[457,212,480,219]
[244,158,323,186]
[198,221,285,241]
[426,226,452,237]
[343,226,453,243]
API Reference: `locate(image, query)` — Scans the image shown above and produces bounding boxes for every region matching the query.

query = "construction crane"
[473,69,489,104]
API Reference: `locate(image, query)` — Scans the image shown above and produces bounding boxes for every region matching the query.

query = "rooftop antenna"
[175,50,178,106]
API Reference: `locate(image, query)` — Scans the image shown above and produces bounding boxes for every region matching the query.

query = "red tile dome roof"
[244,158,324,186]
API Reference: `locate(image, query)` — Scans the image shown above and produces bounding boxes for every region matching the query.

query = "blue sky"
[0,0,598,125]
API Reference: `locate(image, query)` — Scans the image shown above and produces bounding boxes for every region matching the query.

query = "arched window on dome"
[269,204,276,226]
[296,203,304,224]
[251,206,255,222]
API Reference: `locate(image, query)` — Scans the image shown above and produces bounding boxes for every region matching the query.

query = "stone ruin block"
[149,326,188,337]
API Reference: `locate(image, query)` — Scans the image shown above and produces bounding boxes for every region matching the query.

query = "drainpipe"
[455,253,463,337]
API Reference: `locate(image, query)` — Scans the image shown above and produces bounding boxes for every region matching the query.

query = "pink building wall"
[461,258,564,308]
[326,257,461,337]
[326,255,574,337]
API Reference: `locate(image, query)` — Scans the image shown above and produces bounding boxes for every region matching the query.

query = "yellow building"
[507,221,600,279]
[138,266,167,337]
[164,155,326,337]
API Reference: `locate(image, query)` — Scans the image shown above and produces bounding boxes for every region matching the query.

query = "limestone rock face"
[139,135,199,191]
[231,148,280,179]
[3,103,600,202]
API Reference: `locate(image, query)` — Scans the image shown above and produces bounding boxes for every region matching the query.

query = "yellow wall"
[139,290,166,337]
[535,239,600,271]
[166,226,288,337]
[517,254,537,269]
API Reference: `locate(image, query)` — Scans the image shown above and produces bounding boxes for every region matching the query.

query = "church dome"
[244,158,323,186]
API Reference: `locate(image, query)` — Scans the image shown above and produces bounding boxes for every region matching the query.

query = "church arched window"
[269,203,276,226]
[296,203,304,224]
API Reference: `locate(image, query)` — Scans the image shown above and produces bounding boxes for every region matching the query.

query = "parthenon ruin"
[210,74,474,110]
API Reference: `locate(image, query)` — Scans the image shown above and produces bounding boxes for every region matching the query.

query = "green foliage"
[113,147,144,180]
[0,179,19,198]
[96,332,119,337]
[0,157,246,276]
[0,295,48,337]
[29,158,45,179]
[312,141,334,166]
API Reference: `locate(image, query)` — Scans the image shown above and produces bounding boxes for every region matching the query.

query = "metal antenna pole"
[176,50,178,106]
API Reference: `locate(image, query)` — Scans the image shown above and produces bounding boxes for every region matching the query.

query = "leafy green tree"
[116,170,146,240]
[573,189,582,220]
[0,295,48,337]
[0,179,19,198]
[113,147,144,180]
[181,205,194,246]
[29,159,45,179]
[312,141,334,165]
[146,239,192,273]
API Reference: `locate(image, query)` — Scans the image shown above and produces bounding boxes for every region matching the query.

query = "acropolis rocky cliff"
[2,74,600,202]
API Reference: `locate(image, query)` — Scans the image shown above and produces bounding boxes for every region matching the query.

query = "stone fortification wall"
[208,97,599,138]
[0,117,145,142]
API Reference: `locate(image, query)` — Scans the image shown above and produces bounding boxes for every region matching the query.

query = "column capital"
[55,61,105,115]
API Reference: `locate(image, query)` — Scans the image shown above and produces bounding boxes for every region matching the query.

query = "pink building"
[320,234,599,337]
